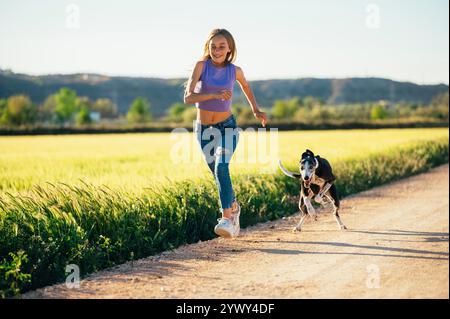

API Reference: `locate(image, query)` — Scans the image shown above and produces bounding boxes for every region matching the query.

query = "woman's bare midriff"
[197,108,232,125]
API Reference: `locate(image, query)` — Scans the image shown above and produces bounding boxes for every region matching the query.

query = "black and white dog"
[278,149,347,232]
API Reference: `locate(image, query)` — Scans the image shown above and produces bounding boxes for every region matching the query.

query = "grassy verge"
[0,119,447,135]
[0,137,448,297]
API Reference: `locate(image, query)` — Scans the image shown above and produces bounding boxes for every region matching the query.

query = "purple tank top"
[195,58,236,112]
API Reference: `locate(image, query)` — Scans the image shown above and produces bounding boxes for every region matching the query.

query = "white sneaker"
[215,202,241,238]
[230,201,241,237]
[214,217,235,238]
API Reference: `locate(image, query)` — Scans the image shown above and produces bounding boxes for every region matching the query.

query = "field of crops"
[0,128,448,194]
[0,128,448,297]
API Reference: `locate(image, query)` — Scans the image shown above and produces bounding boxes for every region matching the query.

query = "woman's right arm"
[184,61,231,104]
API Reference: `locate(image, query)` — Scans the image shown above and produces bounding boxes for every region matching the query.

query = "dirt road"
[24,164,449,299]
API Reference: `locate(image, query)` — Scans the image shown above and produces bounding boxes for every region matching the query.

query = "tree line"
[0,88,152,126]
[168,92,449,124]
[264,93,449,122]
[0,88,448,127]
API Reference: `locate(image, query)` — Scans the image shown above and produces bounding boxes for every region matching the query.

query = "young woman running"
[184,28,267,238]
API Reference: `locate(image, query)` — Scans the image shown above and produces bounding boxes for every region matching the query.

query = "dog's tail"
[278,160,301,179]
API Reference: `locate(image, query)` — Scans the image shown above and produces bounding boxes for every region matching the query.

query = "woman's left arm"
[236,66,267,127]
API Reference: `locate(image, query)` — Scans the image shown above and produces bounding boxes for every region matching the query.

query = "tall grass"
[0,137,448,297]
[1,128,448,194]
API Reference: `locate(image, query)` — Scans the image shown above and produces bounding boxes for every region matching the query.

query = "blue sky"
[0,0,448,84]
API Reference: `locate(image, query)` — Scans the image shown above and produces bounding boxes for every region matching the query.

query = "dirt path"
[24,165,449,299]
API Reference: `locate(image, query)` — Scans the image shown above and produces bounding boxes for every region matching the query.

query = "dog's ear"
[301,149,315,161]
[305,149,315,157]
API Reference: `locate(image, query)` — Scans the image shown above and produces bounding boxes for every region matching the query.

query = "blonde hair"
[201,28,237,64]
[183,28,237,92]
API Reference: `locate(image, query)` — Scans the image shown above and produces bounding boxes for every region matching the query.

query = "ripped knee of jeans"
[215,146,233,163]
[215,146,231,157]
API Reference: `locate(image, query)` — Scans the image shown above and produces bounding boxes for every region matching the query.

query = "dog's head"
[299,149,319,187]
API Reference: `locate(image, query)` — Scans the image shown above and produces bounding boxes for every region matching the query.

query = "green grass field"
[0,128,448,194]
[0,128,448,297]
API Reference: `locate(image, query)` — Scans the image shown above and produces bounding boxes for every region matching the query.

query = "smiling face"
[209,35,231,66]
[202,29,236,65]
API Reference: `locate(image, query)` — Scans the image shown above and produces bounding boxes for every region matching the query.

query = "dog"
[278,149,347,232]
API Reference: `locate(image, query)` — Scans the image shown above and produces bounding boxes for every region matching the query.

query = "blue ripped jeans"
[195,114,240,212]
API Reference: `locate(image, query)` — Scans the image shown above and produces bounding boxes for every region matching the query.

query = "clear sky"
[0,0,448,84]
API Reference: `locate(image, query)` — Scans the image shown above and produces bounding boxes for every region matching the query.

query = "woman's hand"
[215,90,232,101]
[253,109,267,127]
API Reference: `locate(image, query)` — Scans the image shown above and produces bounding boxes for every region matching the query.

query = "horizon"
[1,0,448,85]
[1,68,448,87]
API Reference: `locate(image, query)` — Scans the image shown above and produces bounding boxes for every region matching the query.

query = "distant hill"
[0,70,447,117]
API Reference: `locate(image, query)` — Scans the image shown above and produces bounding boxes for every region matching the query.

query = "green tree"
[76,106,92,126]
[39,95,58,123]
[0,99,6,122]
[238,107,255,122]
[271,97,302,119]
[231,103,244,116]
[431,91,449,107]
[370,104,388,120]
[430,92,449,120]
[182,107,197,124]
[167,103,189,122]
[127,97,152,123]
[92,98,118,119]
[75,96,92,113]
[392,102,413,118]
[294,106,311,121]
[310,105,331,121]
[303,96,322,109]
[54,88,77,123]
[1,95,36,126]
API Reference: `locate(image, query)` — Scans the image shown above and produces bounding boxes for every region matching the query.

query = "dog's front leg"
[304,197,317,218]
[326,194,347,230]
[294,196,308,232]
